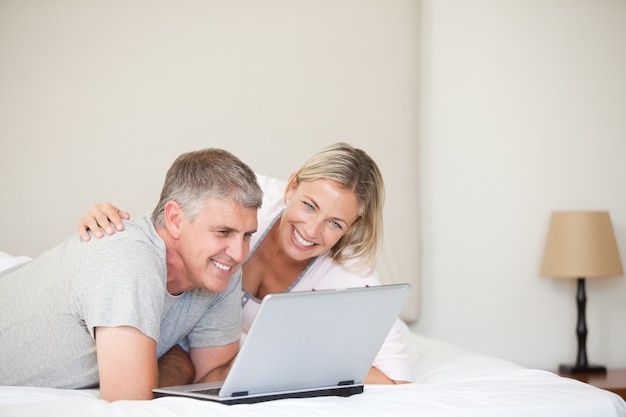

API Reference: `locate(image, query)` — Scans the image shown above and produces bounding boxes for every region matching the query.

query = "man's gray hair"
[152,148,263,227]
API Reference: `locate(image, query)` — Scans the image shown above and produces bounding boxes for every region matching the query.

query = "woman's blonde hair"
[287,142,384,272]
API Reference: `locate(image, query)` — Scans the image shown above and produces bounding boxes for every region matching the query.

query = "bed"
[1,252,625,417]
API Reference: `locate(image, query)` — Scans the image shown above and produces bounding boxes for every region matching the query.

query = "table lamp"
[540,211,623,374]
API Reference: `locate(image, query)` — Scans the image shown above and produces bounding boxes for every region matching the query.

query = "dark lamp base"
[558,364,607,374]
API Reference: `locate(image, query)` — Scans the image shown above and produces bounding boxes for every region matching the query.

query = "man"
[0,148,263,401]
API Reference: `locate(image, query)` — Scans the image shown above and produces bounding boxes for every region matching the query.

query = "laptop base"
[153,384,364,405]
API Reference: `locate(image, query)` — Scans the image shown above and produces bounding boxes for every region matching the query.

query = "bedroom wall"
[417,0,626,369]
[2,0,626,372]
[0,1,421,320]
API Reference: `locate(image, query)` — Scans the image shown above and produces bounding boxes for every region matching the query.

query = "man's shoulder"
[112,213,163,248]
[123,212,156,234]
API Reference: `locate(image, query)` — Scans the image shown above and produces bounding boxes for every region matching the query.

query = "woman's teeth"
[293,228,314,247]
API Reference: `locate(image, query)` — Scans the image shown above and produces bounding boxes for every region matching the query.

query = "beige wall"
[418,0,626,369]
[0,1,421,320]
[3,0,626,370]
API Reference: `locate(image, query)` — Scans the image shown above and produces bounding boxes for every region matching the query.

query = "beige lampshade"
[540,211,623,279]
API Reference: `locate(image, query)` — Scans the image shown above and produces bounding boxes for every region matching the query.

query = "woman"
[79,143,410,384]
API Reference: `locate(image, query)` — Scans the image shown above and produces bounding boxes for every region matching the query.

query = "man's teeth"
[213,260,231,271]
[293,228,314,247]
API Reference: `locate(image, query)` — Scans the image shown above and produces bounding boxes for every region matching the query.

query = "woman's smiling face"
[278,178,360,263]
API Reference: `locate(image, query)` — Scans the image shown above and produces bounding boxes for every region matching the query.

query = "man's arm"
[189,341,239,383]
[158,344,195,387]
[158,342,239,386]
[95,326,158,401]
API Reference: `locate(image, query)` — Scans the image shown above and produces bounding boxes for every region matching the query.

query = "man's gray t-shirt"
[0,213,242,389]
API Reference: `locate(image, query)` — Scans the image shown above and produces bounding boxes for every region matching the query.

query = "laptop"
[153,283,410,404]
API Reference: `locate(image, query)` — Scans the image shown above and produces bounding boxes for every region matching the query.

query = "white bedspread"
[1,329,625,417]
[1,253,625,417]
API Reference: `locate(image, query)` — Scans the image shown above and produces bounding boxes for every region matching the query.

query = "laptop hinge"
[338,380,355,386]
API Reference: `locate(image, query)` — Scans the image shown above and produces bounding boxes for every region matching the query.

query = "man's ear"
[163,201,184,239]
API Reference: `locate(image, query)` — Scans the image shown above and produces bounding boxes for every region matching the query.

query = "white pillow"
[0,251,31,273]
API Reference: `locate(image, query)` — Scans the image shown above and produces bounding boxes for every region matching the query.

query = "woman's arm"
[78,203,130,241]
[365,366,408,384]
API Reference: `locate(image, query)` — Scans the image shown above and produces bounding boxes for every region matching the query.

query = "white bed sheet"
[1,326,625,417]
[1,253,625,417]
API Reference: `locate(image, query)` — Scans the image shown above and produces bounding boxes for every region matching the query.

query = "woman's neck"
[242,217,310,298]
